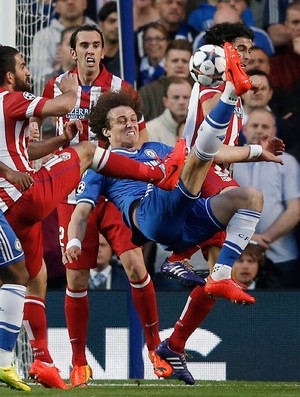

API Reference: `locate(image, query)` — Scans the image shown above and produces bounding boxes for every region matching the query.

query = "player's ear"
[102,128,111,138]
[70,49,77,61]
[6,71,14,85]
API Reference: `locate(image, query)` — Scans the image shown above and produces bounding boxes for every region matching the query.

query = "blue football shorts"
[134,181,225,252]
[0,211,24,267]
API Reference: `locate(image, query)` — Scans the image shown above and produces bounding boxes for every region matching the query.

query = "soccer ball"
[189,44,226,87]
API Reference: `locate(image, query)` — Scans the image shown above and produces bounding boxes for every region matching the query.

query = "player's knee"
[239,186,263,210]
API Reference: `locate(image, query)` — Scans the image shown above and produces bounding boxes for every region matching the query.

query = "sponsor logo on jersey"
[76,181,86,195]
[23,92,36,100]
[66,108,90,120]
[144,149,157,159]
[59,152,71,161]
[15,238,23,252]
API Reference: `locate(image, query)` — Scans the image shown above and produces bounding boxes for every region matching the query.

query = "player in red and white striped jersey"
[0,44,184,388]
[40,24,171,386]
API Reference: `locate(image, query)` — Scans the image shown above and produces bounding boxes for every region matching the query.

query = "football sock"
[65,288,89,367]
[0,284,26,367]
[168,246,200,263]
[211,209,261,280]
[168,286,215,353]
[91,147,164,183]
[194,97,236,161]
[130,274,160,351]
[23,296,53,363]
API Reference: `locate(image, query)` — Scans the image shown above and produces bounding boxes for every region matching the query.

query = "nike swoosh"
[145,321,158,328]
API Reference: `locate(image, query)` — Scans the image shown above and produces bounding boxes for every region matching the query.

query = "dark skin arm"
[0,162,34,192]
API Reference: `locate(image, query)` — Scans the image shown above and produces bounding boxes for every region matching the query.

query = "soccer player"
[64,81,283,383]
[0,45,184,389]
[41,24,171,386]
[161,22,261,281]
[0,165,33,391]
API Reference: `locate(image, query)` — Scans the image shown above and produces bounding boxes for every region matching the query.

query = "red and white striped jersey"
[43,64,145,147]
[183,82,243,149]
[0,88,47,211]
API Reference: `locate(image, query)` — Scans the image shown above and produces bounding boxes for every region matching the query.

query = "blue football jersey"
[76,142,173,226]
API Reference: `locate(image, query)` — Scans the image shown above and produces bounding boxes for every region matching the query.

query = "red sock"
[95,150,163,183]
[169,245,201,262]
[130,274,160,351]
[168,286,215,353]
[23,296,53,363]
[65,288,89,367]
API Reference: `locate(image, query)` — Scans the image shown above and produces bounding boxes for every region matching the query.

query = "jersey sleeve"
[76,169,105,207]
[5,91,48,120]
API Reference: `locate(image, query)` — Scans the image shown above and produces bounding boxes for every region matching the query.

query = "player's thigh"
[99,201,137,257]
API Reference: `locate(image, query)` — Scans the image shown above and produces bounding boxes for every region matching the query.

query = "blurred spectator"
[133,0,159,32]
[249,0,267,29]
[44,26,78,85]
[263,0,292,48]
[29,0,96,82]
[234,108,300,288]
[241,69,298,149]
[98,1,120,77]
[188,0,254,33]
[193,3,274,55]
[245,45,271,73]
[232,242,274,289]
[138,22,169,88]
[139,39,192,121]
[156,0,195,41]
[88,234,129,290]
[146,76,192,146]
[136,0,194,61]
[187,0,217,33]
[269,0,300,91]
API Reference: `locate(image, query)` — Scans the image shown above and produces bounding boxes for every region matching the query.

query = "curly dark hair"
[89,87,143,141]
[203,23,254,46]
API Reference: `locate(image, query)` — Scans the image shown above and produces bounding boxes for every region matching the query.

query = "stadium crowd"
[0,0,299,391]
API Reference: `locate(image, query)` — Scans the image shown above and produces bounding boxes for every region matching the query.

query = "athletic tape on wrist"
[248,144,263,159]
[66,238,82,250]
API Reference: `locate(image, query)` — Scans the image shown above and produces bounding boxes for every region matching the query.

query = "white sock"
[0,284,26,367]
[221,81,238,104]
[211,264,232,280]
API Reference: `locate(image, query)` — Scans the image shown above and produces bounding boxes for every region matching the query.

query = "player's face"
[72,30,104,75]
[232,254,259,286]
[243,111,276,143]
[231,37,253,68]
[13,54,31,92]
[164,49,191,77]
[106,106,139,149]
[242,75,273,108]
[246,49,270,74]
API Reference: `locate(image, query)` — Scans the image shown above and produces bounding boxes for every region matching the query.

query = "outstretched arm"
[214,137,285,165]
[62,202,93,264]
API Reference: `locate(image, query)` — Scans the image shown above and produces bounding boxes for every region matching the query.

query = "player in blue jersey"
[64,86,284,385]
[64,87,283,302]
[0,164,34,391]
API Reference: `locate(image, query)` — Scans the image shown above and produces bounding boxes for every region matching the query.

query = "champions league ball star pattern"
[189,45,226,87]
